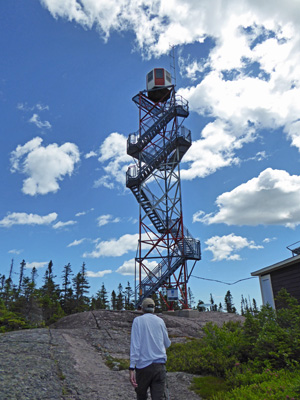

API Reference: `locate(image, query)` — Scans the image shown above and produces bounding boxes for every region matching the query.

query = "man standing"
[129,297,171,400]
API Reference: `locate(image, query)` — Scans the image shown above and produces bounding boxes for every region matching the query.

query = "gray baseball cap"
[141,297,155,311]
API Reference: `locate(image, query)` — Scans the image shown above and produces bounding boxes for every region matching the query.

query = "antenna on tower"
[169,45,177,87]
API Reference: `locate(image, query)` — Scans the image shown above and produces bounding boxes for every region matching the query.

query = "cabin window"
[155,69,164,79]
[166,71,171,82]
[147,70,153,82]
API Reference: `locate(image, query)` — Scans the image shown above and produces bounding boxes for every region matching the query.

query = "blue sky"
[1,0,300,310]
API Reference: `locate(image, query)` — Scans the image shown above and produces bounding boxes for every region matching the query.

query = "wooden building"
[251,246,300,308]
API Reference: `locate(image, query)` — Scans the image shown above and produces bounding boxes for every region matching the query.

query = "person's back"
[129,298,171,400]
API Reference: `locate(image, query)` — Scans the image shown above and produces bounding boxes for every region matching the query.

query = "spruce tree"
[224,290,237,313]
[124,281,134,310]
[111,290,117,310]
[61,263,73,314]
[188,287,195,308]
[72,263,90,312]
[17,260,26,297]
[92,283,109,309]
[41,260,64,324]
[116,283,124,310]
[210,293,218,311]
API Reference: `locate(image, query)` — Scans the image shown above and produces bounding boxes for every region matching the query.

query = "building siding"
[264,262,300,306]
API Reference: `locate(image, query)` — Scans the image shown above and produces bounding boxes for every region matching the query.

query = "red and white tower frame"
[126,68,201,309]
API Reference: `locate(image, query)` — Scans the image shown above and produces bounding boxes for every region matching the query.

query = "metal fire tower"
[126,68,201,309]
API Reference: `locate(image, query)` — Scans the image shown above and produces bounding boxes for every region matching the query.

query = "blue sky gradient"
[2,0,300,310]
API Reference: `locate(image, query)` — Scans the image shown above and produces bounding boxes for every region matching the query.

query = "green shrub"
[211,368,300,400]
[167,323,241,377]
[0,308,30,332]
[167,290,300,399]
[239,290,300,370]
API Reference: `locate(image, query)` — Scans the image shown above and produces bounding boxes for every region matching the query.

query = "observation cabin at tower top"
[146,68,172,102]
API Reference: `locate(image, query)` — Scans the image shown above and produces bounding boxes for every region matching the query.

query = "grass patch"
[190,376,229,399]
[105,355,130,371]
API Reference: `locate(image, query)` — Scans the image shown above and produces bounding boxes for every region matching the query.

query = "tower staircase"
[126,88,201,309]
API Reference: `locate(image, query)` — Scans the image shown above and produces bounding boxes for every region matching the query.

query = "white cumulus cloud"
[53,220,77,229]
[10,137,80,196]
[29,113,52,130]
[205,233,263,261]
[94,132,131,190]
[67,238,86,247]
[0,212,57,228]
[86,269,113,278]
[25,261,48,269]
[83,233,139,258]
[85,151,97,159]
[97,214,120,227]
[116,258,156,277]
[197,168,300,228]
[8,249,23,255]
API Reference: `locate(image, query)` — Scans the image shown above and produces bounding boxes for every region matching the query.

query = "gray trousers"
[135,363,166,400]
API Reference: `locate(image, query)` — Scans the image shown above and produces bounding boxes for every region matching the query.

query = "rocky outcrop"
[0,310,244,399]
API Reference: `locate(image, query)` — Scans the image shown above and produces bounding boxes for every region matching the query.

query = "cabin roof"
[251,253,300,277]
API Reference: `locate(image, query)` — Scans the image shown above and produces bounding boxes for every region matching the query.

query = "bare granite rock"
[0,310,244,399]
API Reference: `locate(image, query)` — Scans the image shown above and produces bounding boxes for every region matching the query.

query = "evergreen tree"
[72,263,90,312]
[79,262,90,307]
[40,261,64,324]
[116,283,124,310]
[241,294,245,316]
[111,290,117,310]
[61,263,73,314]
[31,267,38,286]
[224,290,237,313]
[9,259,14,281]
[210,293,218,311]
[22,277,35,302]
[0,274,5,293]
[92,283,109,310]
[17,260,26,297]
[3,277,14,307]
[188,287,195,309]
[252,298,258,315]
[124,281,134,310]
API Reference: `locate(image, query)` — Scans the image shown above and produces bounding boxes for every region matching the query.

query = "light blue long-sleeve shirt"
[130,313,171,369]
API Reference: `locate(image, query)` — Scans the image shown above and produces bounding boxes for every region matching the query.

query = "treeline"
[0,259,257,332]
[196,291,258,316]
[0,259,137,329]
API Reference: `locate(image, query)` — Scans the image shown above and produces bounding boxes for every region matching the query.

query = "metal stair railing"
[135,253,183,308]
[132,92,189,117]
[127,107,177,158]
[128,94,189,158]
[126,127,191,188]
[134,223,200,308]
[130,185,166,233]
[132,92,163,117]
[170,223,201,260]
[127,96,189,158]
